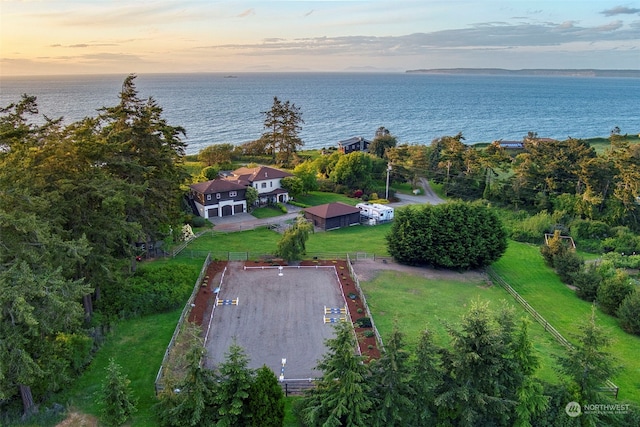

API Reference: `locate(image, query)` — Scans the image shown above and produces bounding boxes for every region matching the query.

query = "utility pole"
[385,164,392,200]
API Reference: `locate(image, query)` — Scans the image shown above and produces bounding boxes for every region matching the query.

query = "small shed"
[356,203,394,223]
[303,202,361,231]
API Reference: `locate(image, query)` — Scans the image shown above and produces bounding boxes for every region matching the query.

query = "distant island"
[406,68,640,78]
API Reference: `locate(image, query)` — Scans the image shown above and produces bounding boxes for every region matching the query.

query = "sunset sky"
[1,0,639,76]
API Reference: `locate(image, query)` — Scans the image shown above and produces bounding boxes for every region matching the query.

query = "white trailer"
[356,203,394,222]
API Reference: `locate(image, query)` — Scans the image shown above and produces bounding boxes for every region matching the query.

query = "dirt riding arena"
[203,262,346,380]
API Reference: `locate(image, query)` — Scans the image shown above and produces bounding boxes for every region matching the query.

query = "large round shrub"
[386,201,507,269]
[596,271,635,316]
[618,290,640,335]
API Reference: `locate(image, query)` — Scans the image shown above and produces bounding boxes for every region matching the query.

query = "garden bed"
[300,259,381,360]
[189,260,227,326]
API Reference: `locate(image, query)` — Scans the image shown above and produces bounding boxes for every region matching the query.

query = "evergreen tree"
[618,290,640,335]
[435,301,544,426]
[214,341,255,427]
[557,307,621,426]
[387,201,507,269]
[411,329,442,426]
[299,322,373,427]
[261,96,304,166]
[596,270,635,315]
[97,74,189,244]
[247,365,285,427]
[98,358,137,427]
[154,325,216,427]
[508,319,549,427]
[369,325,415,427]
[368,132,397,158]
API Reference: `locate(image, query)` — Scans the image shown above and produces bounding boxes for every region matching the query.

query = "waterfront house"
[338,136,372,154]
[189,179,247,219]
[223,165,293,206]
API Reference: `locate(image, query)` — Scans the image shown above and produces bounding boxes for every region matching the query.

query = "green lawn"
[306,223,392,256]
[251,206,286,219]
[175,222,393,259]
[492,241,640,403]
[62,309,183,427]
[361,270,564,384]
[178,228,281,256]
[294,191,360,206]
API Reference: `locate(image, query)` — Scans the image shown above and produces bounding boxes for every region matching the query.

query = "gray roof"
[190,179,246,194]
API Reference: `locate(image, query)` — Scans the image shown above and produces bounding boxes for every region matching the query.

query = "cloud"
[595,20,624,32]
[304,9,314,17]
[198,19,640,58]
[69,44,89,48]
[237,8,255,18]
[601,6,640,16]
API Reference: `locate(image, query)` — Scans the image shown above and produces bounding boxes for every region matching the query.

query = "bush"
[190,215,207,228]
[602,227,640,253]
[387,201,507,269]
[317,179,336,193]
[288,200,310,208]
[602,252,640,269]
[571,219,611,240]
[618,290,640,335]
[98,264,197,318]
[597,271,635,316]
[275,203,287,213]
[574,264,603,302]
[355,317,372,328]
[553,250,584,284]
[511,210,554,243]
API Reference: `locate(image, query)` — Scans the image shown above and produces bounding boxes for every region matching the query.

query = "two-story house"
[338,136,371,154]
[224,166,293,206]
[189,179,247,219]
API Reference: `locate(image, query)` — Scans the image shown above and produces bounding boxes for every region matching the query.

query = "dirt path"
[349,258,486,283]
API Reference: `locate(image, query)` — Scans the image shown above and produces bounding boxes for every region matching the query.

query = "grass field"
[492,241,640,403]
[294,190,360,206]
[62,309,183,427]
[361,270,565,384]
[175,222,393,259]
[55,226,640,427]
[251,206,286,219]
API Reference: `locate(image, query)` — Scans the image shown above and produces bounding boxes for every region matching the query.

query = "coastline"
[406,68,640,78]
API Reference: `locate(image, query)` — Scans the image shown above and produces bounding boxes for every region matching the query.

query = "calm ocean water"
[1,73,638,155]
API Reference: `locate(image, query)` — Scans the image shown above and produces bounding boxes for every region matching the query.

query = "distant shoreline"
[406,68,640,78]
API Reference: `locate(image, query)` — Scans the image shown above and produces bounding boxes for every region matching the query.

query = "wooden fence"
[347,253,385,352]
[279,379,316,396]
[486,267,619,399]
[154,253,211,395]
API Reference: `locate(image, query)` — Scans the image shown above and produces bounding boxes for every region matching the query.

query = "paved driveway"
[209,178,443,232]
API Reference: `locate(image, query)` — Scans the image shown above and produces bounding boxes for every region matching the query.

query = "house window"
[261,182,267,189]
[216,193,221,199]
[206,194,211,201]
[270,182,273,187]
[229,191,237,197]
